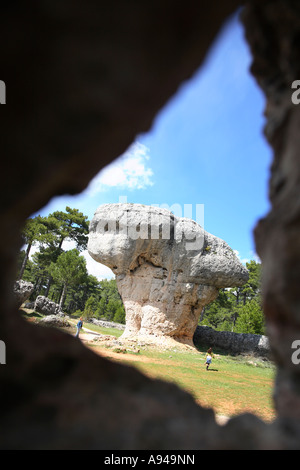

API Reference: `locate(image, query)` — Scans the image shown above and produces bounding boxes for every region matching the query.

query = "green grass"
[90,341,276,422]
[20,308,44,320]
[81,322,124,338]
[21,308,276,422]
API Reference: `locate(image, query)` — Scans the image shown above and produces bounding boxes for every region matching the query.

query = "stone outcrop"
[34,296,62,316]
[194,325,271,358]
[13,280,34,308]
[88,203,249,347]
[38,314,70,328]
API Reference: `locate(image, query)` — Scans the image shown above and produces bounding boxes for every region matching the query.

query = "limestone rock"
[88,203,249,347]
[34,296,62,316]
[38,314,70,328]
[89,318,125,331]
[193,325,271,358]
[13,280,34,308]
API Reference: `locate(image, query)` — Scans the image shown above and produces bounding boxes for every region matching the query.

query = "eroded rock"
[34,296,62,316]
[194,325,271,358]
[13,280,34,308]
[88,203,249,347]
[38,314,70,328]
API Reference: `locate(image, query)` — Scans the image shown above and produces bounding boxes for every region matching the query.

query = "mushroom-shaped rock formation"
[88,203,249,347]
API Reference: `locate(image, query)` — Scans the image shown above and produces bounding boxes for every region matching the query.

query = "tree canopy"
[18,208,263,333]
[48,249,87,308]
[200,260,265,335]
[18,207,125,323]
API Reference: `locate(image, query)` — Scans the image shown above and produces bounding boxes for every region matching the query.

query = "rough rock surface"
[89,318,125,331]
[38,314,70,328]
[242,0,300,422]
[88,203,249,347]
[13,280,34,308]
[194,325,271,358]
[34,296,62,316]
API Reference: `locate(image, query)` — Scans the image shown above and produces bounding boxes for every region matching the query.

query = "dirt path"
[86,342,178,365]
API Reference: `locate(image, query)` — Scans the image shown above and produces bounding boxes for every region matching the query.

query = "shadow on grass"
[20,308,43,319]
[194,342,230,358]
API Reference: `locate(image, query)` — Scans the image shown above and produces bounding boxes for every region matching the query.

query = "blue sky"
[38,12,272,280]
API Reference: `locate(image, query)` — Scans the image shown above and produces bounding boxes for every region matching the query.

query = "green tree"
[229,260,262,306]
[18,253,35,284]
[38,207,89,296]
[18,216,48,279]
[234,298,265,334]
[48,249,87,310]
[106,299,118,321]
[200,260,264,334]
[45,206,89,252]
[70,274,100,313]
[113,305,126,324]
[92,279,125,323]
[96,297,108,318]
[29,246,61,297]
[201,288,236,330]
[83,295,100,320]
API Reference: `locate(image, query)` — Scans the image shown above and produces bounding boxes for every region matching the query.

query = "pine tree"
[48,249,87,310]
[234,297,265,334]
[18,216,48,279]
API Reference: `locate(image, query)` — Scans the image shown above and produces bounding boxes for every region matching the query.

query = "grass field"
[90,342,276,422]
[78,320,276,422]
[22,309,277,423]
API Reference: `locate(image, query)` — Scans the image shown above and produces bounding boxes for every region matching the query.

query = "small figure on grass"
[75,317,83,338]
[205,347,214,370]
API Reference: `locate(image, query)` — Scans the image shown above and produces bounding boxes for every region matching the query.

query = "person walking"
[205,347,214,370]
[75,317,83,338]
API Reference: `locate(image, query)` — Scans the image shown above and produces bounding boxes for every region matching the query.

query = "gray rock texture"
[13,280,34,308]
[89,318,125,331]
[88,203,249,347]
[39,314,70,328]
[34,296,62,316]
[194,325,271,358]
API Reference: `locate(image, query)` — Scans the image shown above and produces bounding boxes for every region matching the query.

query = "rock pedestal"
[88,203,249,347]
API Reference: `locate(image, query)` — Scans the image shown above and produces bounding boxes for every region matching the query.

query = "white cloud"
[62,241,114,281]
[82,250,115,281]
[233,250,249,265]
[25,239,114,282]
[87,141,154,195]
[234,249,261,265]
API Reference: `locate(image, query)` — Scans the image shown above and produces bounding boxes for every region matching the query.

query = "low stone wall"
[39,314,71,328]
[88,318,125,331]
[88,319,270,358]
[193,325,271,359]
